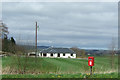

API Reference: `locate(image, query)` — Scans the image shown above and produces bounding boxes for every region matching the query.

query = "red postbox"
[88,57,94,66]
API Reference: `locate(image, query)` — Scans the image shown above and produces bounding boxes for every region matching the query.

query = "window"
[63,53,65,56]
[43,53,46,56]
[51,53,53,56]
[71,54,73,56]
[29,54,36,56]
[58,53,60,57]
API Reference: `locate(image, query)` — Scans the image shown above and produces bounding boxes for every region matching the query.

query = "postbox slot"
[89,59,92,60]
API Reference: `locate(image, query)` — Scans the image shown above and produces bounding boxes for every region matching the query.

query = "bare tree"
[11,34,30,74]
[109,37,117,70]
[0,21,9,39]
[0,21,9,52]
[70,47,86,58]
[80,49,86,58]
[70,47,80,58]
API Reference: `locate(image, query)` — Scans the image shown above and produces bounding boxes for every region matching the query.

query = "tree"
[2,37,10,52]
[80,49,86,58]
[11,37,16,45]
[70,47,80,57]
[0,21,16,53]
[8,37,16,54]
[109,37,117,70]
[70,47,86,58]
[0,21,9,52]
[0,21,9,39]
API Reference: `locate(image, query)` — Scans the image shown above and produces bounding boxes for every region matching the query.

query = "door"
[58,53,60,57]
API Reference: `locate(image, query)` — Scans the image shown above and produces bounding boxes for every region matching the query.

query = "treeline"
[2,36,34,56]
[2,36,26,54]
[2,37,16,53]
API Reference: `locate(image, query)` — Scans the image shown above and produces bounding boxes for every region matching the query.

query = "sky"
[2,2,118,49]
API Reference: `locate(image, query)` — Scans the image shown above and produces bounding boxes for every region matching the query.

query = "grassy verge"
[2,72,118,78]
[2,56,118,78]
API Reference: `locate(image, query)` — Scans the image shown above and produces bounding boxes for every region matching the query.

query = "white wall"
[59,53,76,58]
[39,53,76,58]
[28,52,36,56]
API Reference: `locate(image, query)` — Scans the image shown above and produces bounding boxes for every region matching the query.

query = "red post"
[88,57,94,75]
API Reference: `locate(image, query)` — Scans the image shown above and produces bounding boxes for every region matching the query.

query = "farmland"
[2,56,118,78]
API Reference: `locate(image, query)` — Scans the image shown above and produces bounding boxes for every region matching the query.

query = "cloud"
[2,2,118,49]
[2,0,119,2]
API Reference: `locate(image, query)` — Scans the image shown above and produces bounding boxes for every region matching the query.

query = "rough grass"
[2,72,118,78]
[2,56,118,78]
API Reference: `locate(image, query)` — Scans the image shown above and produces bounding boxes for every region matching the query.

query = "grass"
[2,72,118,78]
[2,56,118,78]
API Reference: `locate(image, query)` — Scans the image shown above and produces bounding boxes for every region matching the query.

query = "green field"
[2,56,118,78]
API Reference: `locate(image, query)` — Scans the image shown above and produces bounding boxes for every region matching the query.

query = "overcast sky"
[2,2,118,49]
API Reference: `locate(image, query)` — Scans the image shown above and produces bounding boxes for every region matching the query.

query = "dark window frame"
[51,53,53,56]
[58,53,60,57]
[63,53,65,56]
[71,54,73,56]
[43,53,46,56]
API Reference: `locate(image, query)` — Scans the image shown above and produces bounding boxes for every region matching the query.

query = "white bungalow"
[39,47,76,58]
[28,52,36,56]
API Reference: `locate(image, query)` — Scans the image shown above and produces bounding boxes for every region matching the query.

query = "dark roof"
[40,47,75,54]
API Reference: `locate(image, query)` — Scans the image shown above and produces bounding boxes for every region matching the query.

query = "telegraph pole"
[35,21,37,57]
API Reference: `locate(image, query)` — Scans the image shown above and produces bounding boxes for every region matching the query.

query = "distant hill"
[37,46,50,49]
[18,45,118,55]
[84,49,110,56]
[18,45,50,51]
